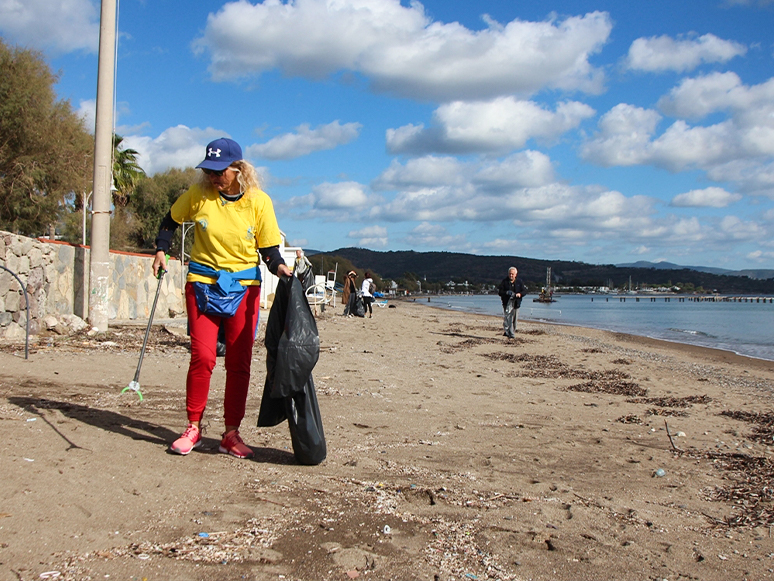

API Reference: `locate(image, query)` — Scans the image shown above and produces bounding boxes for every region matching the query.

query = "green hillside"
[315,248,774,294]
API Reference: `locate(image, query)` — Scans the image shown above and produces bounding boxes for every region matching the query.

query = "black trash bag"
[296,268,314,295]
[257,275,326,465]
[216,321,226,357]
[267,276,320,398]
[344,292,358,316]
[352,294,366,318]
[257,376,326,465]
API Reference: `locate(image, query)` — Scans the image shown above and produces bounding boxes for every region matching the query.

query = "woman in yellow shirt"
[153,137,292,459]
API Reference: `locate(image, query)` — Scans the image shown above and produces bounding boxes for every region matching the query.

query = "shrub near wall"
[0,231,185,339]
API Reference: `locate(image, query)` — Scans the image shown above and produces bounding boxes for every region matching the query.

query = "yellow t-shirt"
[171,183,282,286]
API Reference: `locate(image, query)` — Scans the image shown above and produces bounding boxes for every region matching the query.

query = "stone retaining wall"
[0,231,185,338]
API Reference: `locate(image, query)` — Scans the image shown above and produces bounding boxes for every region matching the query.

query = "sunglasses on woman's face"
[202,168,227,176]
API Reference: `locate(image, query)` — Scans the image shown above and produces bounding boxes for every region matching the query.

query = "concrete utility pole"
[88,0,117,332]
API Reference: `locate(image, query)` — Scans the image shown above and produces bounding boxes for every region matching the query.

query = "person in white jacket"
[361,271,375,318]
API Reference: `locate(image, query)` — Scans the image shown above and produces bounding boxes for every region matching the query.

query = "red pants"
[184,283,261,427]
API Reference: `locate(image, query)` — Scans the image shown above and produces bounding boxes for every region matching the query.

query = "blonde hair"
[198,159,262,192]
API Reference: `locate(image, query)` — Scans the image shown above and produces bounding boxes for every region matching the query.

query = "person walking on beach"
[293,249,314,294]
[498,266,526,338]
[342,270,358,317]
[153,137,291,459]
[361,271,375,318]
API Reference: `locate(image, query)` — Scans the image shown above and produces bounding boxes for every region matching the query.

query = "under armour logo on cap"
[196,137,243,172]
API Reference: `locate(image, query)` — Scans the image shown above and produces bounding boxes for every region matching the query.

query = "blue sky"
[2,0,774,270]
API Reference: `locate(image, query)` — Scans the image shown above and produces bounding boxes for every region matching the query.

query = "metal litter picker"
[122,266,166,401]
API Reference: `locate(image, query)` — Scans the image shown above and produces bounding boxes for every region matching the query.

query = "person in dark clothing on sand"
[498,266,526,338]
[342,270,358,317]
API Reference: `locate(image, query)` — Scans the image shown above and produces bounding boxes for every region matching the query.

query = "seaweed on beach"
[563,380,647,397]
[481,352,632,381]
[521,329,546,336]
[441,324,503,334]
[0,325,193,355]
[482,353,572,378]
[611,358,631,365]
[683,413,774,529]
[646,407,689,417]
[616,414,643,424]
[583,369,632,381]
[441,324,468,334]
[719,410,774,447]
[438,337,503,353]
[628,395,712,408]
[693,451,774,529]
[581,348,604,353]
[481,352,555,365]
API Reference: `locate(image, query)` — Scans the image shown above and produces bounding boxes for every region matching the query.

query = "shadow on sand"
[8,395,298,464]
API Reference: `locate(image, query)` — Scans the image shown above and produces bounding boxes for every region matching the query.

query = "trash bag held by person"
[257,275,326,465]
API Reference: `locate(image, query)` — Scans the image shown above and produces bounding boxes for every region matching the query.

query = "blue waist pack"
[188,262,261,318]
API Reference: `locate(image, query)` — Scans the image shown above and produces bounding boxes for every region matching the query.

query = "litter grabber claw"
[122,262,167,401]
[122,379,144,401]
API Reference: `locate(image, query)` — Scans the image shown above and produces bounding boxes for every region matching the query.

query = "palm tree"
[109,134,147,250]
[112,134,145,207]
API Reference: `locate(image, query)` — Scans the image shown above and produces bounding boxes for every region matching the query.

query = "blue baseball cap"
[196,137,243,171]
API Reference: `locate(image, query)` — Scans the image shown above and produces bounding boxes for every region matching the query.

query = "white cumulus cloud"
[473,151,556,190]
[626,33,746,73]
[0,0,99,54]
[372,151,555,194]
[247,121,362,160]
[309,181,372,211]
[707,159,774,198]
[373,156,467,190]
[285,158,756,258]
[579,104,662,167]
[719,215,766,240]
[747,249,774,262]
[194,1,611,100]
[369,177,655,230]
[77,99,96,134]
[671,187,742,208]
[386,98,595,154]
[581,74,774,178]
[123,125,228,176]
[658,72,774,130]
[405,222,468,249]
[348,225,388,247]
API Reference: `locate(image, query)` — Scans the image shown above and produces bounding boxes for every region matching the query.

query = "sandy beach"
[0,299,772,581]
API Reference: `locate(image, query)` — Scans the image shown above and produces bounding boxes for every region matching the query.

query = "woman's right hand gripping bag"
[257,275,326,465]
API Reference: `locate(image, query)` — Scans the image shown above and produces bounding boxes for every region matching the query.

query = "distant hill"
[317,248,774,294]
[617,261,774,280]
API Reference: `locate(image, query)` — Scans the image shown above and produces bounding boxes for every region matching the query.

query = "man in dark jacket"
[498,266,527,338]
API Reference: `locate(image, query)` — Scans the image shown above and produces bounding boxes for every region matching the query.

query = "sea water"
[427,294,774,362]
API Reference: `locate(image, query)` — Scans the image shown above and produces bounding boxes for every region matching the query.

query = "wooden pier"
[590,295,774,303]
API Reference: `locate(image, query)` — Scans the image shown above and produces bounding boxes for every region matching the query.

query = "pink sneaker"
[170,424,202,455]
[219,430,254,459]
